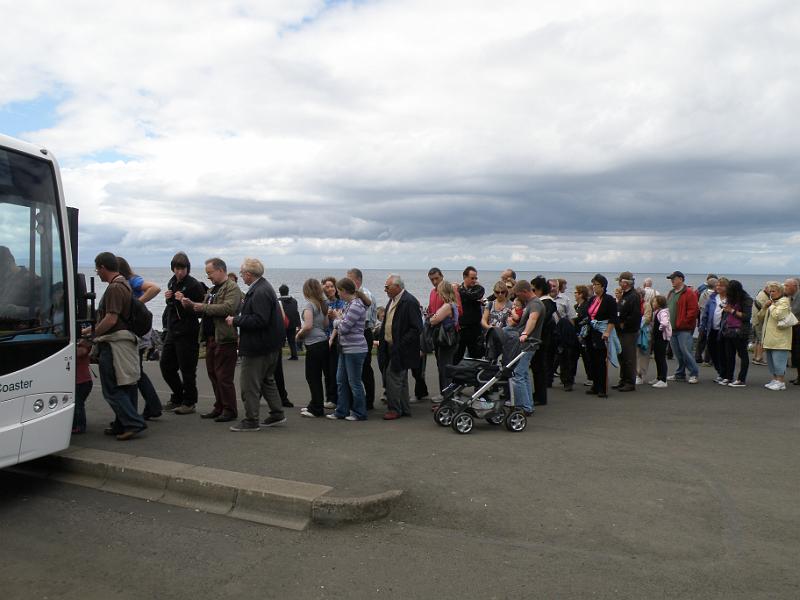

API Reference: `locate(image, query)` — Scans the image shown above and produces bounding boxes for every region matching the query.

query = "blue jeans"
[336,352,368,419]
[98,343,146,432]
[670,330,698,378]
[511,350,534,412]
[766,349,788,377]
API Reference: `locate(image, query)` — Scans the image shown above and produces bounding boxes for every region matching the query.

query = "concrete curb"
[16,447,403,531]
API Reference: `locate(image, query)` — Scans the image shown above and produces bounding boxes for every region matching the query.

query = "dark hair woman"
[297,279,330,417]
[582,274,618,398]
[720,279,753,387]
[574,284,592,385]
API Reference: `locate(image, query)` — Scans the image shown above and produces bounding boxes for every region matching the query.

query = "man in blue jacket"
[226,258,286,432]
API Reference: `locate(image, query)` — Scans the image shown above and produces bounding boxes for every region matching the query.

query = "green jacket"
[198,279,243,345]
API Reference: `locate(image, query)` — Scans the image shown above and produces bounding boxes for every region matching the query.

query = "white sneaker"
[647,379,658,385]
[652,380,668,388]
[688,376,699,384]
[728,380,746,388]
[667,374,686,381]
[635,377,643,385]
[325,413,342,420]
[344,415,361,421]
[323,401,336,409]
[767,381,786,391]
[716,379,729,386]
[764,380,777,389]
[300,407,318,418]
[713,376,723,383]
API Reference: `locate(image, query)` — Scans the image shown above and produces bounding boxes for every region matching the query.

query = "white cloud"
[2,0,800,273]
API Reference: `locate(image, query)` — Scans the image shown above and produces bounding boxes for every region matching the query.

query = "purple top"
[335,298,368,354]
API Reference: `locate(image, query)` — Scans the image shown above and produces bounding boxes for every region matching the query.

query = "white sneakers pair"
[667,374,699,384]
[764,380,786,391]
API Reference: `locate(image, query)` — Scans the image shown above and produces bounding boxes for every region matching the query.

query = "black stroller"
[432,328,534,434]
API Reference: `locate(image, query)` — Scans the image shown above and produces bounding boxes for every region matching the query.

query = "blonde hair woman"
[297,279,330,416]
[428,280,460,393]
[761,281,792,391]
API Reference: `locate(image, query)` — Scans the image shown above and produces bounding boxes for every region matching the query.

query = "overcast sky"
[2,0,799,273]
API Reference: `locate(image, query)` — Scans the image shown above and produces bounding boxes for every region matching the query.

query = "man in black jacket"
[614,271,642,392]
[455,266,485,364]
[226,258,286,432]
[378,274,422,420]
[278,284,301,360]
[160,252,206,414]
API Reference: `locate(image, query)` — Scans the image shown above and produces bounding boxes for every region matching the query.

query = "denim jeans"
[766,349,788,377]
[336,352,368,419]
[511,350,534,412]
[98,342,146,432]
[670,330,698,378]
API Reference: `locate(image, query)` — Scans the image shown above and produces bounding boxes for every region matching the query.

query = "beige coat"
[762,296,792,350]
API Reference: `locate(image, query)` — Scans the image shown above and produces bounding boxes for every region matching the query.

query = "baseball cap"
[666,271,685,280]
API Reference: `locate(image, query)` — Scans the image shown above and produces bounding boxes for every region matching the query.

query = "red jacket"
[668,285,699,331]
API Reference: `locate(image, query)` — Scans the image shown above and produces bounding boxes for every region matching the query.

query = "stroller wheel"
[433,401,456,427]
[505,410,527,432]
[485,411,505,426]
[451,412,474,434]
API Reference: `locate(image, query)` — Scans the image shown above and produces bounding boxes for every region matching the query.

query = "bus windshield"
[0,146,69,375]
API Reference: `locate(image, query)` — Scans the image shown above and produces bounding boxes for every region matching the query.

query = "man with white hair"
[378,274,423,420]
[784,277,800,385]
[226,258,286,432]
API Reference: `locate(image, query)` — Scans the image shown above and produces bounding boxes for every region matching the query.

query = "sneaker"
[716,379,729,386]
[230,419,260,432]
[325,413,343,420]
[116,428,144,441]
[201,411,222,419]
[409,396,421,404]
[652,380,668,388]
[688,376,699,384]
[764,380,777,389]
[767,381,786,391]
[728,380,746,388]
[583,381,593,387]
[713,376,723,383]
[163,401,181,412]
[323,401,336,409]
[262,415,287,427]
[299,407,318,418]
[635,377,643,385]
[647,379,658,385]
[174,404,196,415]
[667,375,686,381]
[344,415,363,421]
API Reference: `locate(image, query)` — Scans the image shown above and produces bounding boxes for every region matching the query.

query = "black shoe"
[262,415,287,427]
[618,385,635,392]
[281,400,294,408]
[585,389,598,395]
[214,413,236,423]
[563,384,573,392]
[104,426,123,436]
[142,412,162,420]
[523,409,534,417]
[597,393,608,398]
[611,383,623,390]
[533,400,548,406]
[230,419,260,432]
[201,411,222,419]
[288,356,299,361]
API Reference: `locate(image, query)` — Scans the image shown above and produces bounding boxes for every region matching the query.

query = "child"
[650,295,672,388]
[506,297,524,327]
[72,339,93,434]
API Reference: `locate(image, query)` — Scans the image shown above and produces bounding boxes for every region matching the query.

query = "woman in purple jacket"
[327,278,372,421]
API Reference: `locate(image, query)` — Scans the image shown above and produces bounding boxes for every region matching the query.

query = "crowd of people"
[77,253,800,440]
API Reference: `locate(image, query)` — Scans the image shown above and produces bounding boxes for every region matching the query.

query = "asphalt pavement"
[1,353,798,599]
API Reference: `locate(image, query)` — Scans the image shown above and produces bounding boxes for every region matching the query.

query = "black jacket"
[617,288,642,333]
[458,283,485,327]
[584,293,619,349]
[279,295,301,329]
[163,274,206,339]
[234,277,286,356]
[378,291,423,371]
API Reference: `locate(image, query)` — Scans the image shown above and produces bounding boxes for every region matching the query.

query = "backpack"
[128,296,153,338]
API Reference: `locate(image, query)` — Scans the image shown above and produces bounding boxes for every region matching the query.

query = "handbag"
[776,311,799,329]
[434,323,457,348]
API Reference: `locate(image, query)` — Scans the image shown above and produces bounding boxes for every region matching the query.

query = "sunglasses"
[495,290,507,295]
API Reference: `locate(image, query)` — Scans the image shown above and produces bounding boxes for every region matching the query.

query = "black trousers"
[707,329,722,378]
[588,343,608,395]
[304,340,329,416]
[653,331,669,382]
[326,341,339,404]
[455,324,483,363]
[274,352,289,403]
[411,353,429,399]
[285,327,298,359]
[159,336,199,406]
[531,348,548,405]
[722,336,749,383]
[559,345,577,385]
[618,330,638,387]
[362,328,376,408]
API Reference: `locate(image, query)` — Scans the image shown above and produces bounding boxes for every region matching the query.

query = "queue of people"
[78,253,800,440]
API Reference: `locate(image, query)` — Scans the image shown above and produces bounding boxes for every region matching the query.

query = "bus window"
[0,147,69,375]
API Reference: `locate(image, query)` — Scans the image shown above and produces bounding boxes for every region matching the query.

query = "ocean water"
[81,266,790,322]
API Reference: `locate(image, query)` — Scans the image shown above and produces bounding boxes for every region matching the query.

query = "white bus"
[0,133,76,468]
